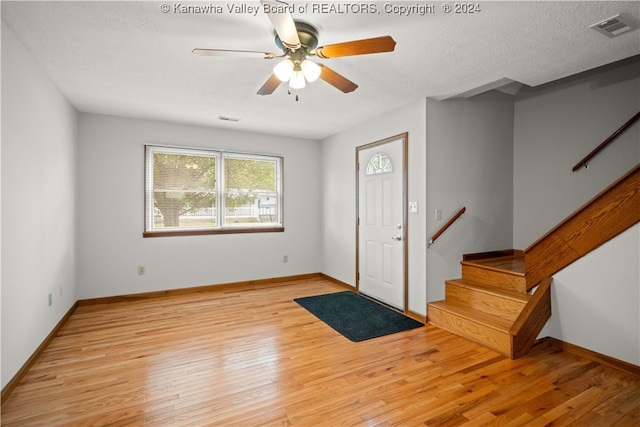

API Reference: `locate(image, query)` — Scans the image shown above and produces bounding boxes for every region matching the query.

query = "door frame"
[355,132,409,312]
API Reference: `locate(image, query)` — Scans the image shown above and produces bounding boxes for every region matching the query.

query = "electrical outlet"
[283,255,288,263]
[138,266,145,275]
[48,293,53,306]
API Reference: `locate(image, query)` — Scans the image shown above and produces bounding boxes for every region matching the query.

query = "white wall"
[321,93,514,315]
[548,225,640,365]
[1,22,78,388]
[425,92,514,302]
[77,113,321,299]
[513,58,640,363]
[321,99,427,315]
[514,58,640,248]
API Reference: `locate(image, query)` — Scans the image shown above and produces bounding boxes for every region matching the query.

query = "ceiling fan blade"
[193,49,277,59]
[319,65,358,93]
[315,36,396,59]
[260,0,301,50]
[257,74,282,95]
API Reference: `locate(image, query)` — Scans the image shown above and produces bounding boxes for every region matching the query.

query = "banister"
[428,207,466,248]
[572,112,640,172]
[525,164,640,288]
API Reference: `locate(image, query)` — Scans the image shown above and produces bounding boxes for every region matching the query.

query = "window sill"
[143,226,285,238]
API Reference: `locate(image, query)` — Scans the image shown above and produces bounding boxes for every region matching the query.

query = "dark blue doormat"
[294,291,423,342]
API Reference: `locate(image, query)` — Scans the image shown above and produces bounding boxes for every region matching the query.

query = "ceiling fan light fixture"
[301,59,321,82]
[289,70,306,89]
[274,59,294,82]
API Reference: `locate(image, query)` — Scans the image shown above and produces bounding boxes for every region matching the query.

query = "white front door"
[357,135,406,309]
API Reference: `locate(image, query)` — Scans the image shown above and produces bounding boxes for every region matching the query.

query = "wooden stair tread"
[461,254,525,276]
[428,248,552,359]
[446,279,530,303]
[428,300,513,333]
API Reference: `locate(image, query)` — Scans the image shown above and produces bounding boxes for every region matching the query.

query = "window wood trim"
[143,226,285,238]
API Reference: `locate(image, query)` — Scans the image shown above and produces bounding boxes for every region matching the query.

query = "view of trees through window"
[145,146,282,234]
[153,152,217,228]
[224,157,278,223]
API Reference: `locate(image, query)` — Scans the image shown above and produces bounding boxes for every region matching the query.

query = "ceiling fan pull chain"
[286,88,299,102]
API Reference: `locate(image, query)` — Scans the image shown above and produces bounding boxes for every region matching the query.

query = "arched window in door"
[365,152,393,175]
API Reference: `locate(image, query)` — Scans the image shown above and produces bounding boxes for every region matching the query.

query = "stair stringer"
[509,277,552,359]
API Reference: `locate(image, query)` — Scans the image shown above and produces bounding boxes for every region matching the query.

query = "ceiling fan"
[192,0,396,96]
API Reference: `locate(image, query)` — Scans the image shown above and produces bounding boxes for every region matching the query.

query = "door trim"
[355,132,409,312]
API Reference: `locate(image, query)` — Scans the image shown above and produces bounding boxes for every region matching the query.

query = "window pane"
[145,145,283,235]
[365,152,393,175]
[151,151,217,229]
[224,156,280,226]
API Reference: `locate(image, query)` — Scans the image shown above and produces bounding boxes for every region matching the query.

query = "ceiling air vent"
[590,14,635,38]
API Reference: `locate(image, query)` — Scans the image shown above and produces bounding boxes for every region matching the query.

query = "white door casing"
[357,134,407,309]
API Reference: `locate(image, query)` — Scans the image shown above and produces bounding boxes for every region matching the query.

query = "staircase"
[426,165,638,359]
[427,250,551,359]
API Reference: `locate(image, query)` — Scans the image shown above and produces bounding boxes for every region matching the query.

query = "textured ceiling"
[2,1,639,139]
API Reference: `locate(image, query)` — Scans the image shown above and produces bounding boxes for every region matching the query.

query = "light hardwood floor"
[2,276,639,426]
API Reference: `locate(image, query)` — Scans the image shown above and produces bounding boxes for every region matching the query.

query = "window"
[145,145,283,236]
[365,152,393,175]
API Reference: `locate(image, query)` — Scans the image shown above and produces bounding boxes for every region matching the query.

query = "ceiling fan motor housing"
[275,21,319,52]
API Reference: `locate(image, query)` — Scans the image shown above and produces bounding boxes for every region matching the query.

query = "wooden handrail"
[428,207,466,248]
[572,112,640,172]
[525,164,640,288]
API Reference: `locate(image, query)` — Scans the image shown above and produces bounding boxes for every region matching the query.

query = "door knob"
[392,235,402,241]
